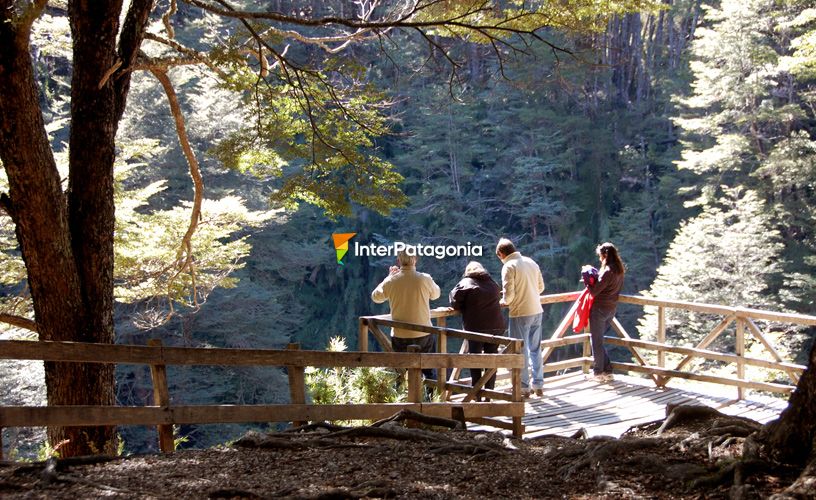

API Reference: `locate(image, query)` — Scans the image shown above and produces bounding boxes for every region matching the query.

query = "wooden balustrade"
[358,314,524,434]
[0,338,525,459]
[360,293,815,403]
[4,292,811,459]
[534,293,814,398]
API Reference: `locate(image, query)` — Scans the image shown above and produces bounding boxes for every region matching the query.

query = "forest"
[1,0,815,462]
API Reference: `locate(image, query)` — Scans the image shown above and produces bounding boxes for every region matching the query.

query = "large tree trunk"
[0,0,153,457]
[763,340,816,465]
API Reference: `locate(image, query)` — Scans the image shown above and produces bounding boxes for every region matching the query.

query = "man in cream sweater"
[496,238,545,397]
[371,248,441,379]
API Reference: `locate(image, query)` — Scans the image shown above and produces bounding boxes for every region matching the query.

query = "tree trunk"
[763,341,816,465]
[0,0,153,457]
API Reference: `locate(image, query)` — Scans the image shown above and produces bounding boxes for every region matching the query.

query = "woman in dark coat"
[586,242,625,381]
[449,261,506,392]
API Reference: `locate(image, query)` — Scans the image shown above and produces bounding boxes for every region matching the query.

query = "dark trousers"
[468,333,501,390]
[589,307,615,375]
[392,335,437,380]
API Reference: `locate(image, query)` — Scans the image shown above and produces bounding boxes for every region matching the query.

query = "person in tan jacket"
[496,238,545,397]
[371,247,441,379]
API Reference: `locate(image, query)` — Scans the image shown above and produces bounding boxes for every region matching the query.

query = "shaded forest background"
[2,0,815,456]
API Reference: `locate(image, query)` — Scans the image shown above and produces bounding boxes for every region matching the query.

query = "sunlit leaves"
[754,131,816,194]
[779,7,816,79]
[638,190,784,346]
[212,62,407,218]
[112,142,276,317]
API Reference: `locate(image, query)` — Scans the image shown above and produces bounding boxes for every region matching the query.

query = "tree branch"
[142,33,229,79]
[0,313,38,333]
[15,0,49,37]
[149,68,204,310]
[184,0,574,58]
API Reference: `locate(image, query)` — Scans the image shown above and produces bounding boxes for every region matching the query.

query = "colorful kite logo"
[332,233,356,265]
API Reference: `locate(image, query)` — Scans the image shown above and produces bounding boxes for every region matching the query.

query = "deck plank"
[468,372,790,437]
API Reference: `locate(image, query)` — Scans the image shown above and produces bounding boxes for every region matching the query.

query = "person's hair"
[495,238,516,258]
[463,261,489,278]
[397,247,418,267]
[597,242,625,274]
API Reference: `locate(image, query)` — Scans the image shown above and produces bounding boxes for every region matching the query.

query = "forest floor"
[0,408,802,499]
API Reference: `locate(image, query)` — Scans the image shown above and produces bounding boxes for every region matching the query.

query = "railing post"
[435,316,447,397]
[407,345,422,428]
[358,318,369,352]
[582,325,591,374]
[736,318,745,400]
[511,339,524,438]
[147,339,174,453]
[287,343,307,427]
[657,306,666,369]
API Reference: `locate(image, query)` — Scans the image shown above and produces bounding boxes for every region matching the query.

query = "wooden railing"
[361,293,816,402]
[358,314,524,434]
[0,338,525,459]
[538,292,816,398]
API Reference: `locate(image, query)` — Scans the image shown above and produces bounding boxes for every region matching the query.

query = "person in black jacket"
[585,242,625,382]
[449,261,507,394]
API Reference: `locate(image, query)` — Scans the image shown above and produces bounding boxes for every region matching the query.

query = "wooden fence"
[537,293,816,399]
[359,314,521,403]
[0,338,525,459]
[361,293,816,402]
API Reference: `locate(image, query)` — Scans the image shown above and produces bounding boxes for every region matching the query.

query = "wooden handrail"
[0,403,525,428]
[0,340,521,369]
[532,293,816,397]
[0,339,526,458]
[604,336,806,375]
[361,317,516,346]
[618,295,816,326]
[358,292,816,403]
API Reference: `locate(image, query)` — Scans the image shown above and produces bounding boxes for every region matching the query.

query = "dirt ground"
[0,411,802,499]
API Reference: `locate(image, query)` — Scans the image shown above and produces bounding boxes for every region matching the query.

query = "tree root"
[284,422,350,433]
[690,458,769,490]
[370,409,464,430]
[658,404,723,435]
[234,411,504,458]
[558,438,663,479]
[657,404,762,439]
[778,452,816,498]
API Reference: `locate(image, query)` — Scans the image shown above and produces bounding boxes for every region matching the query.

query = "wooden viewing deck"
[467,371,789,438]
[1,292,813,458]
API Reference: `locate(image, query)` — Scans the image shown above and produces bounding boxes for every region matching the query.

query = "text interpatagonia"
[354,241,483,259]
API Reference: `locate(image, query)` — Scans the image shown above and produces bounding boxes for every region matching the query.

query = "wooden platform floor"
[472,372,789,438]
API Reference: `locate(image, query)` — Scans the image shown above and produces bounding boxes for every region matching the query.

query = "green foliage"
[635,190,805,381]
[666,0,816,324]
[211,49,407,219]
[779,4,816,80]
[304,337,403,412]
[638,190,784,344]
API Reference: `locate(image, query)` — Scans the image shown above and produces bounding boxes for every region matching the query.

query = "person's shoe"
[521,389,532,399]
[602,373,615,382]
[586,373,609,383]
[534,388,544,397]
